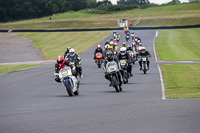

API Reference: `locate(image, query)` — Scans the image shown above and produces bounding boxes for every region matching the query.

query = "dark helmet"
[106,51,113,60]
[57,56,64,64]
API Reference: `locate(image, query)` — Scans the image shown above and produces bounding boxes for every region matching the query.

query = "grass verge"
[160,64,200,99]
[17,31,111,60]
[0,64,41,74]
[155,28,200,61]
[0,3,199,30]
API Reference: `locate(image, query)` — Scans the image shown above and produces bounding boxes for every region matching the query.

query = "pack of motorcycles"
[56,31,150,96]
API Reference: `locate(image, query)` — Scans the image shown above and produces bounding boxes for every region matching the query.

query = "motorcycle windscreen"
[106,61,119,73]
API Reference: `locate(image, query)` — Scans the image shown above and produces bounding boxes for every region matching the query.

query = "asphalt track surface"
[0,30,200,133]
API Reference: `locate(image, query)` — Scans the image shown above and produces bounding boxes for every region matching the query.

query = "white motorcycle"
[105,61,122,92]
[59,66,79,96]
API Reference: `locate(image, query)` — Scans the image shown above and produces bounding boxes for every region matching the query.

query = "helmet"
[57,56,64,64]
[106,51,113,59]
[137,40,141,44]
[139,43,142,46]
[107,46,113,51]
[97,45,101,49]
[67,47,71,51]
[141,47,146,53]
[69,48,75,56]
[110,41,113,45]
[120,47,126,55]
[127,45,132,50]
[122,42,126,47]
[113,50,117,55]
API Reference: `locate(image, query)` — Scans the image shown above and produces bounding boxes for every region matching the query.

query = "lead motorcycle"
[105,61,122,92]
[59,66,79,96]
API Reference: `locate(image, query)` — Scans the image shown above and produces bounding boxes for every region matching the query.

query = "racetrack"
[0,30,200,133]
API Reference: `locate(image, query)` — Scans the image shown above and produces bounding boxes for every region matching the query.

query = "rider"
[116,34,120,41]
[94,44,104,59]
[104,45,113,56]
[138,47,151,70]
[113,30,117,38]
[66,48,83,78]
[63,47,71,59]
[122,42,127,48]
[127,45,133,52]
[104,40,109,46]
[54,56,72,82]
[131,32,135,39]
[117,47,133,76]
[104,51,122,89]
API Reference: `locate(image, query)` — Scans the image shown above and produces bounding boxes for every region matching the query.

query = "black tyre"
[112,75,120,92]
[143,63,147,74]
[123,72,128,84]
[74,88,79,95]
[65,81,74,96]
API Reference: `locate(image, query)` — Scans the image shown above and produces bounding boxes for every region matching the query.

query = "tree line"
[0,0,198,22]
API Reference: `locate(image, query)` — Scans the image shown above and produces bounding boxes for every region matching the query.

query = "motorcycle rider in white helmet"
[138,47,151,70]
[117,47,133,76]
[66,48,83,78]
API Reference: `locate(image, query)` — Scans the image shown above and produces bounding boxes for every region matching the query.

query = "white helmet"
[69,48,75,56]
[141,47,146,53]
[120,47,126,55]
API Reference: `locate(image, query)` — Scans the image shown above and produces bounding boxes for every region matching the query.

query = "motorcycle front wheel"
[112,75,120,92]
[65,81,74,96]
[143,63,147,74]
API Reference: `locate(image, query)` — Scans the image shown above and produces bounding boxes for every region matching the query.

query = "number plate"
[142,58,146,61]
[62,72,68,77]
[70,62,75,66]
[109,67,115,71]
[120,62,126,65]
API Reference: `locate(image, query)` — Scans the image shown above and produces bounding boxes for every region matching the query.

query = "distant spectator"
[49,17,51,22]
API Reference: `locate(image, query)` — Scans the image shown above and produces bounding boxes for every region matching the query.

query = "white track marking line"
[158,65,166,100]
[153,31,166,99]
[153,31,158,62]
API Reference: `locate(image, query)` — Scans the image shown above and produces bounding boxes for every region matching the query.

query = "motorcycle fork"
[142,61,146,70]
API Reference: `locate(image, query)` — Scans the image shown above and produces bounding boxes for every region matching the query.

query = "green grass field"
[0,64,41,74]
[156,28,200,99]
[160,64,200,99]
[156,28,200,61]
[17,31,111,60]
[0,3,199,30]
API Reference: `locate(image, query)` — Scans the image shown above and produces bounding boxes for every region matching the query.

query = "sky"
[105,0,189,5]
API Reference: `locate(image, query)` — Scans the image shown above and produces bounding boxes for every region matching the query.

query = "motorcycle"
[95,52,103,68]
[116,37,120,42]
[127,50,136,64]
[131,34,135,40]
[59,66,79,96]
[119,60,129,84]
[125,34,130,41]
[113,33,116,39]
[105,61,122,92]
[69,60,82,79]
[139,56,149,74]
